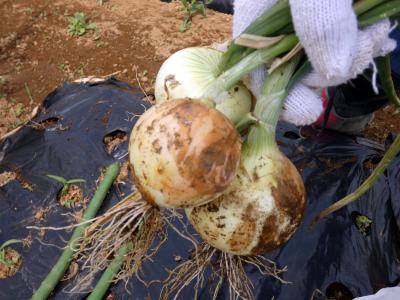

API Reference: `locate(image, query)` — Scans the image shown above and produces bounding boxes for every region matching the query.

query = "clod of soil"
[0,248,22,279]
[115,160,131,185]
[103,129,127,155]
[58,185,84,208]
[0,171,17,187]
[34,207,50,222]
[62,261,79,281]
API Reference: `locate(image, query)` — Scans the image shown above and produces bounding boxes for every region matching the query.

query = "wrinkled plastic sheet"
[0,79,399,300]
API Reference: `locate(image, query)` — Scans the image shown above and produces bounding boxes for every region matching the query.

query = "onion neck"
[220,35,298,91]
[202,35,299,103]
[243,53,303,172]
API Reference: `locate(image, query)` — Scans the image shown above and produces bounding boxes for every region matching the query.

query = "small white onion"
[154,47,253,124]
[129,99,242,209]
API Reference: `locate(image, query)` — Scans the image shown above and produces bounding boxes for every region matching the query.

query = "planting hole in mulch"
[325,282,354,300]
[58,185,84,208]
[103,129,127,155]
[283,131,301,140]
[31,117,61,130]
[0,248,22,279]
[351,211,373,237]
[363,156,383,170]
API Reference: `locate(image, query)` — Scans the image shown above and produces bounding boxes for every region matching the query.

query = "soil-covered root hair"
[161,242,289,300]
[71,191,167,292]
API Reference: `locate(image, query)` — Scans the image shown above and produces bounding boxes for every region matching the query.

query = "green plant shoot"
[179,0,213,32]
[67,12,97,37]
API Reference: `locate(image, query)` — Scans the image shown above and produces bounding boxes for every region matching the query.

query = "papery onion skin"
[129,98,242,209]
[186,153,306,256]
[154,47,253,124]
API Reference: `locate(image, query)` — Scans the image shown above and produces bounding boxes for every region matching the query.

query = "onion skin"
[186,153,306,256]
[129,99,242,209]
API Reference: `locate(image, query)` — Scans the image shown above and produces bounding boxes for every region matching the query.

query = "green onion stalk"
[31,163,121,300]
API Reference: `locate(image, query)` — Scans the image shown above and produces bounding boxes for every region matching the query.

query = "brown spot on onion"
[228,204,256,252]
[250,215,279,255]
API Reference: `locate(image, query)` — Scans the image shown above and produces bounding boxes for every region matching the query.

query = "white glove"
[233,0,397,126]
[353,287,400,300]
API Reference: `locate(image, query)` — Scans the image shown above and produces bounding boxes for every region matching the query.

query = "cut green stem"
[358,0,400,26]
[377,55,400,107]
[312,135,400,225]
[31,163,121,300]
[218,34,299,91]
[220,0,398,73]
[353,0,387,16]
[219,0,291,70]
[87,242,133,300]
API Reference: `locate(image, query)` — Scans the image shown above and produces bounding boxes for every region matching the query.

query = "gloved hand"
[353,286,400,300]
[233,0,397,126]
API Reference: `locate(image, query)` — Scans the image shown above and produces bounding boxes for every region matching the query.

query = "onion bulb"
[186,134,306,256]
[186,55,307,256]
[154,47,253,124]
[129,98,242,209]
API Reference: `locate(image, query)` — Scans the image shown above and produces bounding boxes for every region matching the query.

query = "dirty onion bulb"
[129,98,242,208]
[186,56,307,256]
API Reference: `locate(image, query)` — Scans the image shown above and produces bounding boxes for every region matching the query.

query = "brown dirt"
[0,171,33,191]
[115,160,131,185]
[0,0,231,138]
[363,105,400,143]
[34,206,50,222]
[0,248,22,278]
[0,171,17,187]
[58,184,84,208]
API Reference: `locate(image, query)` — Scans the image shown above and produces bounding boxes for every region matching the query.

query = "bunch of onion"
[160,2,400,298]
[161,54,305,300]
[73,1,400,296]
[71,34,303,296]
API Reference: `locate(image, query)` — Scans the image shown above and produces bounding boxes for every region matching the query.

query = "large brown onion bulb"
[129,98,242,208]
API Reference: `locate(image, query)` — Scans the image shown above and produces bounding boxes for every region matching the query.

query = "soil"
[0,248,22,279]
[0,0,399,140]
[0,0,231,137]
[34,206,50,222]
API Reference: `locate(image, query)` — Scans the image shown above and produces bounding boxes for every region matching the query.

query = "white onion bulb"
[154,47,253,124]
